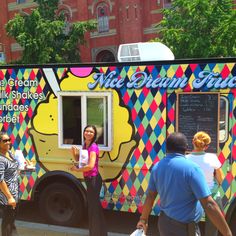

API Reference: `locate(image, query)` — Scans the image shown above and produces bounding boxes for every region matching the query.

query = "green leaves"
[5,0,96,63]
[155,0,236,58]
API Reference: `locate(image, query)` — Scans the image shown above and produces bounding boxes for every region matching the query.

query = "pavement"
[0,220,130,236]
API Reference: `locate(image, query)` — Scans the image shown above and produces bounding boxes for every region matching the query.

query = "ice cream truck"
[0,57,236,233]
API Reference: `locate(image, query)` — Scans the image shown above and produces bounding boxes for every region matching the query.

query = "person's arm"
[70,151,96,172]
[71,146,80,162]
[215,168,224,185]
[137,189,157,234]
[0,180,16,208]
[200,195,232,236]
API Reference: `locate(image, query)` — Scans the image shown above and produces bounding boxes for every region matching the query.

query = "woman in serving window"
[70,125,107,236]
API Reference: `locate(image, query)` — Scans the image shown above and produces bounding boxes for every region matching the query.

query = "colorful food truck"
[0,58,235,233]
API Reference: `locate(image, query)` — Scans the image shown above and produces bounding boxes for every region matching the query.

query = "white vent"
[117,42,175,62]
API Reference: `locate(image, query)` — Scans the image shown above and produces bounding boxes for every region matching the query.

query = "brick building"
[0,0,171,63]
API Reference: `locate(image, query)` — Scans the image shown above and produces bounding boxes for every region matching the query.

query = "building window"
[0,52,6,63]
[97,4,109,33]
[56,5,73,35]
[134,5,138,19]
[164,0,172,7]
[58,91,112,150]
[96,50,115,62]
[17,0,26,4]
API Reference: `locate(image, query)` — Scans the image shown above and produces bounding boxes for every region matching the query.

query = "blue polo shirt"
[148,153,211,223]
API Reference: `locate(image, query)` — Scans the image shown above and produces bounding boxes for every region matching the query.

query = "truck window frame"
[58,91,112,151]
[219,96,228,143]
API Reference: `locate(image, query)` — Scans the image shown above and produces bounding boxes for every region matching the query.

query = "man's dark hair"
[166,132,188,154]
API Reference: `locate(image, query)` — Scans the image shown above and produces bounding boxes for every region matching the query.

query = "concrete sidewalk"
[1,220,130,236]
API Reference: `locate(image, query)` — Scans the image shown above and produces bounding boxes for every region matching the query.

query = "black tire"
[229,210,236,235]
[39,182,85,226]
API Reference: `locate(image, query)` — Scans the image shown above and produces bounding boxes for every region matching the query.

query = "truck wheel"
[230,210,236,235]
[39,183,85,226]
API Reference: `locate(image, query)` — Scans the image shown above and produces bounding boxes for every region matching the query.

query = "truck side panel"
[0,59,235,220]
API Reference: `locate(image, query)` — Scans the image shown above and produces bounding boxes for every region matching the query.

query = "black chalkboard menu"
[176,93,219,153]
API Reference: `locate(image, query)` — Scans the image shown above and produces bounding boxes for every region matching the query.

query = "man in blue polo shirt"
[137,132,232,236]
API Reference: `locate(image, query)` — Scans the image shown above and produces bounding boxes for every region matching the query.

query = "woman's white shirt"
[186,152,221,190]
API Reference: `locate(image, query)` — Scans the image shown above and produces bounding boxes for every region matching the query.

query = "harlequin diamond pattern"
[98,65,167,213]
[0,68,48,200]
[100,63,236,215]
[0,62,235,215]
[166,64,236,215]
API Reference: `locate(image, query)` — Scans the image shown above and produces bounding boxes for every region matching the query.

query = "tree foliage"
[155,0,236,58]
[5,0,96,63]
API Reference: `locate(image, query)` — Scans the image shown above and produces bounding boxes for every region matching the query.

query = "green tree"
[5,0,96,63]
[155,0,236,58]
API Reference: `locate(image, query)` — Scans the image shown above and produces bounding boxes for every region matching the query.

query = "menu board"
[176,93,219,153]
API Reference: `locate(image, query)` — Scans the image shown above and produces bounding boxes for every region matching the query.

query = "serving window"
[58,91,112,150]
[219,96,228,143]
[176,92,229,153]
[176,92,219,153]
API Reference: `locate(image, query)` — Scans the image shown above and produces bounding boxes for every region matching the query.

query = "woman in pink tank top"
[70,125,107,236]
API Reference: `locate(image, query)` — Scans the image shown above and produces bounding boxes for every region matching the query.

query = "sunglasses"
[1,138,11,143]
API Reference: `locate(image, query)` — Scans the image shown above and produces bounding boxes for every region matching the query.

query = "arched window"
[97,3,109,33]
[96,50,115,62]
[56,5,72,35]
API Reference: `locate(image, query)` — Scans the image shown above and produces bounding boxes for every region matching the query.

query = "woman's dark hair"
[166,132,188,154]
[83,125,97,147]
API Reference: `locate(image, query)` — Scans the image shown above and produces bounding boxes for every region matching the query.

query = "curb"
[14,220,130,236]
